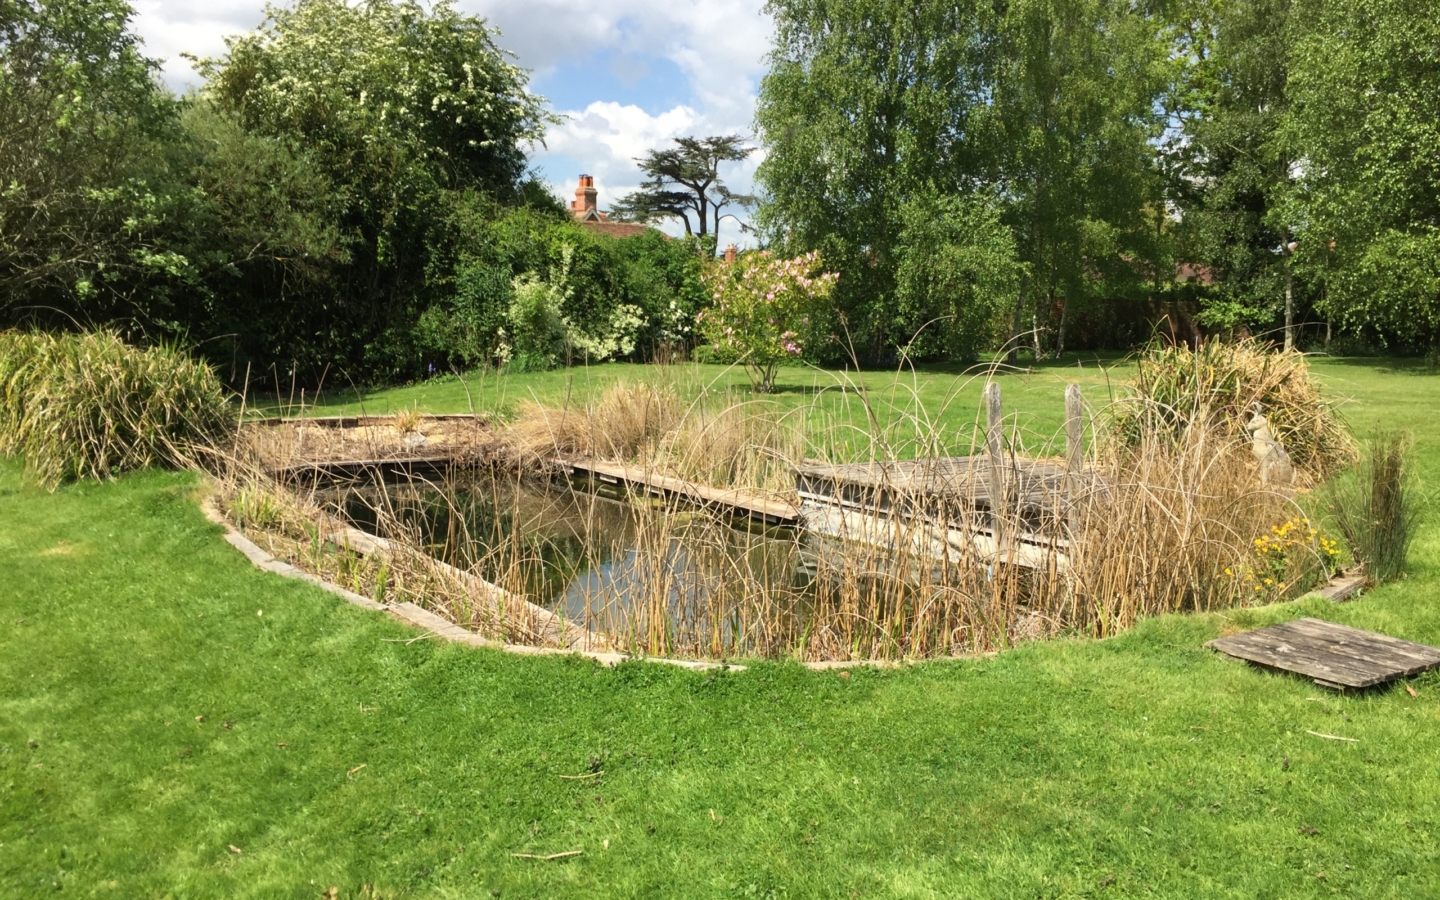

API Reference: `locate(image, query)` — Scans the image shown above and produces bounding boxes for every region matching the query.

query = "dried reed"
[216,354,1346,664]
[1118,338,1356,482]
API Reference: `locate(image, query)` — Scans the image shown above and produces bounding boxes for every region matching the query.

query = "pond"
[325,471,816,625]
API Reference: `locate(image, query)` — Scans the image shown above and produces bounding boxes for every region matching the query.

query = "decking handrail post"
[1064,384,1085,538]
[984,381,1006,556]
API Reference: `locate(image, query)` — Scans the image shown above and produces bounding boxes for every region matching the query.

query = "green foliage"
[419,197,709,373]
[988,0,1173,357]
[1118,338,1356,480]
[194,0,551,197]
[1282,0,1440,346]
[505,258,571,372]
[1170,0,1298,332]
[756,0,1172,361]
[699,251,837,392]
[755,0,998,360]
[186,0,556,380]
[1326,432,1424,585]
[0,0,186,319]
[893,194,1022,362]
[0,330,233,488]
[610,135,755,238]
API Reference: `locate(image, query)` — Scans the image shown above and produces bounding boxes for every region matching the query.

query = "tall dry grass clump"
[0,329,233,488]
[1118,338,1355,481]
[1326,431,1425,585]
[501,380,804,494]
[501,381,682,465]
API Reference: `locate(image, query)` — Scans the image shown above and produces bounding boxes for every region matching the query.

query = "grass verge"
[3,456,1440,896]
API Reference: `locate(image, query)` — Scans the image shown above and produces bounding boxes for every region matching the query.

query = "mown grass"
[4,358,1440,896]
[266,355,1128,455]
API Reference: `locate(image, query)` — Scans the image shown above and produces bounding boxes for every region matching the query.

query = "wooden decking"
[1208,617,1440,689]
[794,456,1089,569]
[795,457,1076,520]
[561,459,800,527]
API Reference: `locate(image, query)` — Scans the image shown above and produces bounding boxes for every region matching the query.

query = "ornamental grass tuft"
[1116,338,1356,482]
[1326,431,1425,585]
[0,329,233,489]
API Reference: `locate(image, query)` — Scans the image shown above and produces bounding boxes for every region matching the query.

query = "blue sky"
[131,0,771,245]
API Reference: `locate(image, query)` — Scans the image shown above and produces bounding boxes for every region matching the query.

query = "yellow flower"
[1224,567,1234,576]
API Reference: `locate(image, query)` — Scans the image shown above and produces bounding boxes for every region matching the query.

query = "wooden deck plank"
[564,459,800,527]
[1208,617,1440,689]
[1276,618,1440,667]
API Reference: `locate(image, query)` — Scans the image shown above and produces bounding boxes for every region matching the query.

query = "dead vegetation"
[213,347,1347,663]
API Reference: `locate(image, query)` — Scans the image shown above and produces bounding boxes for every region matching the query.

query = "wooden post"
[1064,384,1085,536]
[985,381,1006,554]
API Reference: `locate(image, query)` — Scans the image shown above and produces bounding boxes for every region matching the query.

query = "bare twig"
[1306,730,1358,743]
[510,850,583,861]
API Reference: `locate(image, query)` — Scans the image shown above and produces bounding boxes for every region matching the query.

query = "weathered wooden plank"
[1209,617,1440,688]
[1065,384,1085,536]
[565,459,799,526]
[1278,618,1440,669]
[985,382,1006,548]
[1303,572,1367,603]
[1212,636,1394,687]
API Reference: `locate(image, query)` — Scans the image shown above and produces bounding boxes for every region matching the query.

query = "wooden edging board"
[244,413,487,428]
[198,491,744,672]
[561,459,800,527]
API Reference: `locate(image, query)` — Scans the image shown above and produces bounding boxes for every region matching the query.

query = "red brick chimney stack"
[571,174,598,215]
[723,243,738,264]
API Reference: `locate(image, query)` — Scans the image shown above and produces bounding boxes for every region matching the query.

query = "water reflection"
[324,472,812,623]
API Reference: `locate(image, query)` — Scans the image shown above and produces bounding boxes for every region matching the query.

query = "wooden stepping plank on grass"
[1208,617,1440,689]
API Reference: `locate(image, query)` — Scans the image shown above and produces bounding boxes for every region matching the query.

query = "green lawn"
[5,359,1440,897]
[272,354,1438,469]
[269,356,1129,455]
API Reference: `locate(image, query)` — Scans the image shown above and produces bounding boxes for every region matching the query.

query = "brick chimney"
[723,243,738,264]
[571,174,598,217]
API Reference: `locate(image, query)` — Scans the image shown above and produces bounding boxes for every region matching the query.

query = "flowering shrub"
[1224,516,1340,602]
[699,250,837,392]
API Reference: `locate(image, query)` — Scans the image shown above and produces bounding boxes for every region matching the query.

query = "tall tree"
[192,0,555,377]
[754,0,997,360]
[610,136,755,242]
[0,0,180,323]
[1169,0,1301,346]
[987,0,1173,359]
[1281,0,1440,347]
[755,0,1170,361]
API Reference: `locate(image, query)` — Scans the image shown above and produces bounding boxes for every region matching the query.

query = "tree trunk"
[1007,280,1027,364]
[1283,247,1294,352]
[1055,294,1068,359]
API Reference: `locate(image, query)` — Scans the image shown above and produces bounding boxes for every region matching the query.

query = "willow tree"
[754,0,998,361]
[986,0,1173,358]
[755,0,1171,362]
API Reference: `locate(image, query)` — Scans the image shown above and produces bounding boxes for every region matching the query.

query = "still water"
[327,472,813,622]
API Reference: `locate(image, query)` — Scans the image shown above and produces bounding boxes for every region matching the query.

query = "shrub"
[0,330,233,488]
[1325,432,1424,585]
[1117,338,1356,481]
[699,250,838,392]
